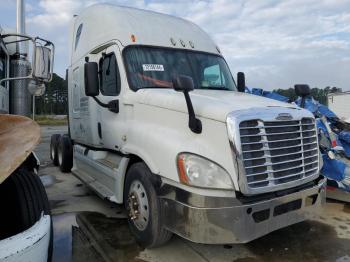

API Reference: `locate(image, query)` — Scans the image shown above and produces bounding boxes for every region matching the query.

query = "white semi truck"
[0,3,54,260]
[51,4,326,248]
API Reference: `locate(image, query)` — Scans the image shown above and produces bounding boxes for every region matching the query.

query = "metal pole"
[10,0,31,117]
[17,0,25,35]
[16,0,26,53]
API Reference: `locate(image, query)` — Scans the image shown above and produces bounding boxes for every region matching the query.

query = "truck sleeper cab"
[65,4,325,247]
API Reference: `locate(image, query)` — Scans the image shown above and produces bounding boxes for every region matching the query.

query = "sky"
[0,0,349,91]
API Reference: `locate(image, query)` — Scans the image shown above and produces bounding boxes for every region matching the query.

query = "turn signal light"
[131,34,136,42]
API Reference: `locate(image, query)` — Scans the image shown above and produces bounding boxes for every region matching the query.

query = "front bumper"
[0,214,51,262]
[161,178,326,244]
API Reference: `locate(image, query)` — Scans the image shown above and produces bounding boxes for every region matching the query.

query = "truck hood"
[133,89,298,122]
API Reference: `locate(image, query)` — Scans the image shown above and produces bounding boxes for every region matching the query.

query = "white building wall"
[327,92,350,121]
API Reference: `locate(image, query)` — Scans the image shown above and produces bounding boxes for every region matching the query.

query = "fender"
[122,144,160,175]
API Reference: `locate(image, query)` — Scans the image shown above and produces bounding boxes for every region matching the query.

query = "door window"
[75,24,83,51]
[99,53,121,96]
[203,64,226,88]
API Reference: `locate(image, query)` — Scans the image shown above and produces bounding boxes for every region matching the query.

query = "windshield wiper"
[139,86,172,89]
[199,86,231,91]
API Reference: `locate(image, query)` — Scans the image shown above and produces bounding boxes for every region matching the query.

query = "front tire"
[58,134,73,173]
[50,134,61,166]
[124,162,172,248]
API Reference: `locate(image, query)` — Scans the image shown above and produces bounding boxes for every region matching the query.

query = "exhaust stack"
[10,0,31,116]
[17,0,25,35]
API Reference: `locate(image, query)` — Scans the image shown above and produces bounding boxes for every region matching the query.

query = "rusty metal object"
[0,114,40,184]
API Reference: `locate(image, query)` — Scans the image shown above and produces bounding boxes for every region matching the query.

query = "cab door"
[94,44,127,150]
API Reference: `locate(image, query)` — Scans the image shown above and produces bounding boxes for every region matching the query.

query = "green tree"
[35,73,68,115]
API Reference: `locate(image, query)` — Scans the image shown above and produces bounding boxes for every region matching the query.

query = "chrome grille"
[239,118,319,189]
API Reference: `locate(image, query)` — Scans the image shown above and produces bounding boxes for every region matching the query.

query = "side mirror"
[172,75,201,134]
[237,72,245,92]
[33,46,53,82]
[173,75,194,92]
[84,62,99,96]
[84,62,119,113]
[294,84,311,108]
[294,84,310,97]
[28,80,46,96]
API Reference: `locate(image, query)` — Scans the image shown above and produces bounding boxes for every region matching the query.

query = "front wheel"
[124,162,172,248]
[57,134,73,173]
[50,134,61,166]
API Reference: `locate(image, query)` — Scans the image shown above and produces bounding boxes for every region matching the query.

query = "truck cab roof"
[69,4,220,65]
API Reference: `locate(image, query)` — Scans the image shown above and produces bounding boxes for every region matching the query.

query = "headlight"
[177,153,233,189]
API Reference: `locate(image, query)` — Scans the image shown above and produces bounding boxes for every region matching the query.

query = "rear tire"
[124,162,172,248]
[0,167,53,261]
[58,134,73,173]
[50,134,61,166]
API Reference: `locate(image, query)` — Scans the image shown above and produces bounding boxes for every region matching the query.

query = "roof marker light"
[180,39,186,47]
[170,37,176,46]
[131,34,136,42]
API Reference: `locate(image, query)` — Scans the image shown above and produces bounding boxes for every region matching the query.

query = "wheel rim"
[58,147,62,166]
[127,180,150,231]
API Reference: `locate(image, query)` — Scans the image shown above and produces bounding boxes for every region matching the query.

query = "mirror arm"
[92,97,119,113]
[92,96,107,107]
[0,76,32,86]
[300,97,306,108]
[183,91,202,134]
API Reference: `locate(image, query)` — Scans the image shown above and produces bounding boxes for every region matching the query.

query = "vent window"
[75,24,83,51]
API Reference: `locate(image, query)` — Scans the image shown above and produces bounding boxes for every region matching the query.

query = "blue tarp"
[318,104,338,119]
[295,97,338,119]
[339,131,350,157]
[322,154,346,181]
[250,88,290,102]
[247,87,350,192]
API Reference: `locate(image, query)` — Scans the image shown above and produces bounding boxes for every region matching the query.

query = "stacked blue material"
[246,88,350,192]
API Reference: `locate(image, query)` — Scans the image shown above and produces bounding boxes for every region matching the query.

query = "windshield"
[124,46,236,91]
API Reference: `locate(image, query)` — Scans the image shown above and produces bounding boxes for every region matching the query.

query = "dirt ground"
[37,126,350,262]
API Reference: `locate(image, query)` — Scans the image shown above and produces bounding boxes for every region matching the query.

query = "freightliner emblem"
[276,113,293,121]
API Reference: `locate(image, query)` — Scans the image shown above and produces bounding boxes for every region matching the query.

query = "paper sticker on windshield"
[142,64,164,71]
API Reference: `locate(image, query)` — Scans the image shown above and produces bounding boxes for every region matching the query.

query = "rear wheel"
[50,134,61,166]
[124,162,172,248]
[58,134,73,173]
[0,167,53,261]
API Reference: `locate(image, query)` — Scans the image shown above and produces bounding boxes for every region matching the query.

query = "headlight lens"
[177,153,233,189]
